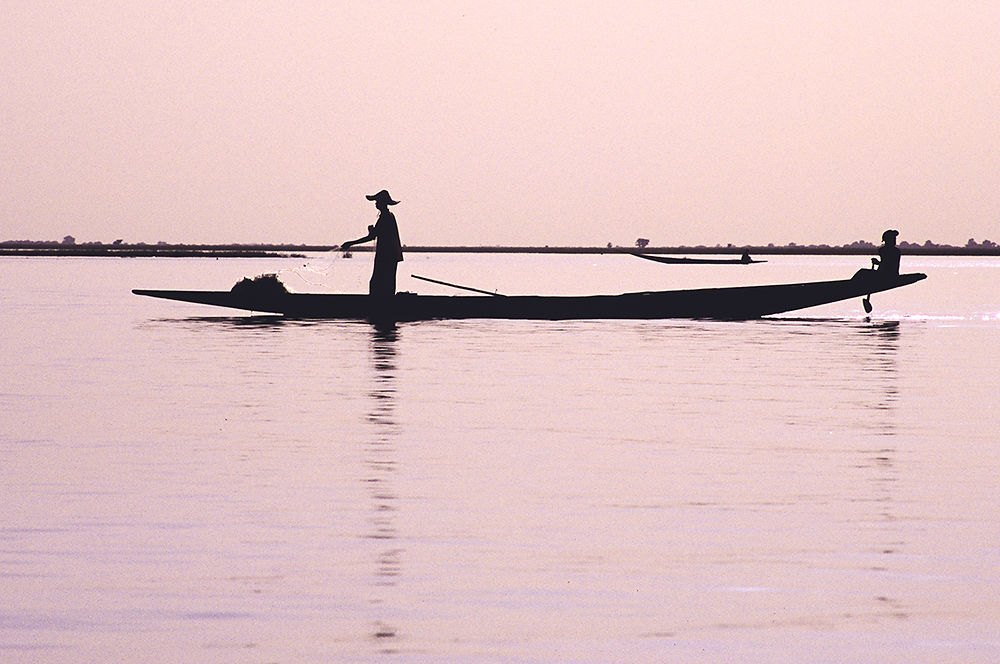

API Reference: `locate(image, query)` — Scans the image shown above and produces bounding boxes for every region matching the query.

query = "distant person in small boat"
[871,229,901,276]
[740,249,753,264]
[340,190,404,296]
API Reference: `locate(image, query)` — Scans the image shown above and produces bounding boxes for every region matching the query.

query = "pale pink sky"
[3,1,999,246]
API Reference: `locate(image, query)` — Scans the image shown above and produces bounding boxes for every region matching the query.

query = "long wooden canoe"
[133,271,925,321]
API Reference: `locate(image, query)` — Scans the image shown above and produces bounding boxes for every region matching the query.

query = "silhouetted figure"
[341,190,404,296]
[740,249,752,264]
[857,229,902,313]
[872,229,901,276]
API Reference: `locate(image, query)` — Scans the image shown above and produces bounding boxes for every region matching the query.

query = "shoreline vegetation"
[2,240,999,258]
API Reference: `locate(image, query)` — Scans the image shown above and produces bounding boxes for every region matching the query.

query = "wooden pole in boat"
[411,274,506,297]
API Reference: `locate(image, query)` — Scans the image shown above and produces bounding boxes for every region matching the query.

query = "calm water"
[2,254,999,663]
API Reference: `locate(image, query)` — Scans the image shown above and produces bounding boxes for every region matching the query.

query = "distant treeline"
[0,242,306,258]
[2,239,999,257]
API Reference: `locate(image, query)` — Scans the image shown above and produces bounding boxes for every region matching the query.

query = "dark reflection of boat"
[852,321,910,621]
[133,271,926,321]
[363,323,403,653]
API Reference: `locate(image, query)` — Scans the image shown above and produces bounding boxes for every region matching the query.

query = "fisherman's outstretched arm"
[341,226,376,250]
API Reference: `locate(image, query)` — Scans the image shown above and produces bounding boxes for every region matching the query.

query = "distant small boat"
[632,252,765,265]
[133,271,925,321]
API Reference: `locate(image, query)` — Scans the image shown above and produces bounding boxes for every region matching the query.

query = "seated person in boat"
[340,190,404,296]
[871,229,901,276]
[854,229,901,280]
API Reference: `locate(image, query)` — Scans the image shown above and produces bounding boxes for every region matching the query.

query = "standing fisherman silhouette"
[341,190,404,296]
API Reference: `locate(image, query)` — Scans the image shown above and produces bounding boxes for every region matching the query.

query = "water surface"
[2,255,998,662]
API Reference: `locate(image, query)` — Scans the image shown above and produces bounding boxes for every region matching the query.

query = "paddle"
[411,274,506,297]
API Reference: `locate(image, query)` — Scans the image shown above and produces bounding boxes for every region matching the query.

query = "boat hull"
[133,272,926,321]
